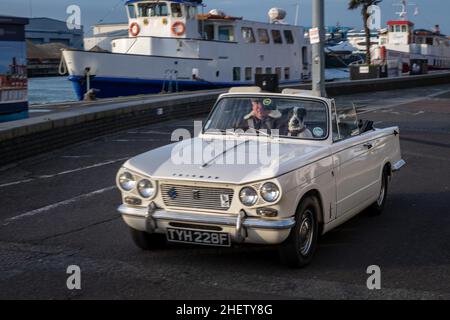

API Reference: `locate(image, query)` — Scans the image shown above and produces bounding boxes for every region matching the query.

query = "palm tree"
[349,0,382,64]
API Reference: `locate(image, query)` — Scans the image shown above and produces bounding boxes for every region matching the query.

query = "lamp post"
[312,0,326,97]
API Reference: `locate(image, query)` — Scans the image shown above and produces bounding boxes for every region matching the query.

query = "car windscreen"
[204,97,329,140]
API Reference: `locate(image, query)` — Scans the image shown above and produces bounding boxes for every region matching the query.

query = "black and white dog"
[288,107,313,138]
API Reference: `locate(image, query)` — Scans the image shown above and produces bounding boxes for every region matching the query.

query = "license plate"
[167,228,231,247]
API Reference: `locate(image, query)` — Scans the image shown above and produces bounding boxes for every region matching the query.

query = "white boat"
[62,0,312,100]
[372,0,450,73]
[346,29,379,53]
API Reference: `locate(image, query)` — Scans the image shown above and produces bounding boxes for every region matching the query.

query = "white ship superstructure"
[62,0,311,100]
[372,0,450,72]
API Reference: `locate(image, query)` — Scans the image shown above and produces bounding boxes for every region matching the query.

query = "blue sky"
[0,0,448,35]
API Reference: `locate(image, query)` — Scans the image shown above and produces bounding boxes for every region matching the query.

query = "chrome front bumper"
[118,205,295,245]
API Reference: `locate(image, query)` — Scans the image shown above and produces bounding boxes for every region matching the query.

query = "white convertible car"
[117,87,405,267]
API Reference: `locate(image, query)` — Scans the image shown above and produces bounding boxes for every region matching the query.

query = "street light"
[312,0,326,97]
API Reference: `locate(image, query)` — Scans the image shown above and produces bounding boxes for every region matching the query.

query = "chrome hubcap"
[377,177,386,206]
[298,210,314,256]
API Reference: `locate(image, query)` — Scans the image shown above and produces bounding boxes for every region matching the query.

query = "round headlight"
[239,187,258,206]
[137,179,156,199]
[260,182,280,203]
[118,172,136,191]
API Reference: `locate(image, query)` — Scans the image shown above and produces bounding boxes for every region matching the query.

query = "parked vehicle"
[116,87,406,267]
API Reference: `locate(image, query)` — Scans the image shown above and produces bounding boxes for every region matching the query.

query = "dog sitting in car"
[287,107,313,138]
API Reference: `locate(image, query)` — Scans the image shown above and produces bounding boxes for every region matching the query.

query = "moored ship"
[372,0,450,73]
[62,0,312,100]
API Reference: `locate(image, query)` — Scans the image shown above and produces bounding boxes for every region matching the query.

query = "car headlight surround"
[118,172,136,191]
[137,179,156,199]
[239,187,258,206]
[260,182,280,203]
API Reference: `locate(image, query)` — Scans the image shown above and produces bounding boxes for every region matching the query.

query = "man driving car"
[240,98,282,133]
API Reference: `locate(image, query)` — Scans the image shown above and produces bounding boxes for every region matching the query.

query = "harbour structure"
[61,0,312,100]
[27,41,69,77]
[24,18,84,77]
[0,16,29,122]
[26,17,84,49]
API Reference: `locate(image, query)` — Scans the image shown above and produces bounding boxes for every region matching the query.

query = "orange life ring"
[129,22,140,37]
[171,22,186,36]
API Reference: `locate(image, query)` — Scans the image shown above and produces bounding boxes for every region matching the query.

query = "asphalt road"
[0,84,449,300]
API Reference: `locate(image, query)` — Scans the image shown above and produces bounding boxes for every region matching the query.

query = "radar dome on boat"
[268,8,287,22]
[209,9,226,17]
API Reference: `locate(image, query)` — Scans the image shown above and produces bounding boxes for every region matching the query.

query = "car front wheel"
[129,227,167,250]
[278,196,320,268]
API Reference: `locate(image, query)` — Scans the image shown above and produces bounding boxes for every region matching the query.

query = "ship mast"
[393,0,418,21]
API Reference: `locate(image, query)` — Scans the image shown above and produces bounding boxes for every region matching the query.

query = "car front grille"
[161,184,234,211]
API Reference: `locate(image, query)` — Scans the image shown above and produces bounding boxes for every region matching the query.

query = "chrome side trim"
[392,159,406,172]
[118,205,295,230]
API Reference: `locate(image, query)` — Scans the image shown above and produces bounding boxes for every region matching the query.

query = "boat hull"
[63,49,304,100]
[325,53,365,68]
[68,76,239,100]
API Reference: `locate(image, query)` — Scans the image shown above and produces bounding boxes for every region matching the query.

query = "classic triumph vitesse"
[116,87,405,267]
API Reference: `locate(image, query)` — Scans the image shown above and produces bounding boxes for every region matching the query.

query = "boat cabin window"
[401,25,407,32]
[245,67,252,81]
[255,67,262,75]
[389,25,394,32]
[171,3,183,18]
[426,37,434,45]
[284,67,290,80]
[266,67,272,74]
[138,2,169,17]
[395,25,401,32]
[218,26,235,41]
[275,67,282,80]
[242,27,256,43]
[258,29,270,44]
[202,24,215,40]
[284,30,294,44]
[186,5,197,19]
[302,46,308,66]
[271,30,283,44]
[233,67,241,81]
[128,5,137,19]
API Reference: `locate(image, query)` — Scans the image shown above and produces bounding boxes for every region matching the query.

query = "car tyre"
[278,196,320,268]
[129,227,167,250]
[369,166,389,216]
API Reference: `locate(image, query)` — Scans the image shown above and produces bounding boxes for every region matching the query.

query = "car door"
[331,102,378,218]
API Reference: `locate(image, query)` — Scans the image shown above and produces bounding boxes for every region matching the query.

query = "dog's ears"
[297,108,307,119]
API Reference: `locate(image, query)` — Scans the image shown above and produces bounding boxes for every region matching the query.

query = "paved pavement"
[0,85,449,300]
